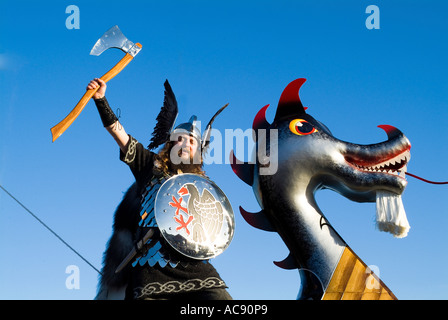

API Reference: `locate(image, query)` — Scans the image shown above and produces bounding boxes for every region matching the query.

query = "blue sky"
[1,0,447,299]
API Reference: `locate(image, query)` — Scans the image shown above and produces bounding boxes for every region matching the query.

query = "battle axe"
[50,25,142,142]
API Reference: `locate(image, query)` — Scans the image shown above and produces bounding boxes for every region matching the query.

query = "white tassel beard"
[376,190,410,238]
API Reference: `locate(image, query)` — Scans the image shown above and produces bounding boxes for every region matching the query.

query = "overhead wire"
[0,184,102,275]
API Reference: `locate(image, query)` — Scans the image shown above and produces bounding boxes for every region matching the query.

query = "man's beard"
[168,148,202,173]
[169,161,202,174]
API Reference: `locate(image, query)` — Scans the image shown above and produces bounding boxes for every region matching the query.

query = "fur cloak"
[95,183,140,300]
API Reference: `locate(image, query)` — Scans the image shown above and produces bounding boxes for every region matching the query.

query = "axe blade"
[90,25,141,57]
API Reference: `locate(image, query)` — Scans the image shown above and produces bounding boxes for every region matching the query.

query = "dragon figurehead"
[231,78,411,300]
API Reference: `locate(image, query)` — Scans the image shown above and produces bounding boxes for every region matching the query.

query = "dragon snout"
[345,150,410,178]
[342,125,411,181]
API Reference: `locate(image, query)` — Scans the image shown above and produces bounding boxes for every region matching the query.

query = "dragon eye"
[289,119,318,136]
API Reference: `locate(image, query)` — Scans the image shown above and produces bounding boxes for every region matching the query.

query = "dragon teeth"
[374,150,410,169]
[354,150,410,176]
[399,165,407,178]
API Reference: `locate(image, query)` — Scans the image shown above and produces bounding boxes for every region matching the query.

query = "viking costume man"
[90,78,232,300]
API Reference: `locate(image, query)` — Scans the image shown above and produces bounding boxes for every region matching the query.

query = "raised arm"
[87,78,129,152]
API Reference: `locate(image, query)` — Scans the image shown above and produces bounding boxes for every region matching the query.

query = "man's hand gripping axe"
[50,25,142,142]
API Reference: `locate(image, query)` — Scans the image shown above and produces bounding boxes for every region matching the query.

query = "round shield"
[155,173,235,260]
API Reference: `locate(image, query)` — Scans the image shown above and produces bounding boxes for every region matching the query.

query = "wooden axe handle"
[50,43,142,142]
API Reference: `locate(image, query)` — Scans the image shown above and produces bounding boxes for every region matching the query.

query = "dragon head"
[250,78,411,203]
[231,78,412,298]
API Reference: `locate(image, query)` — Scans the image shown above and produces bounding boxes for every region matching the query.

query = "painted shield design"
[155,173,235,260]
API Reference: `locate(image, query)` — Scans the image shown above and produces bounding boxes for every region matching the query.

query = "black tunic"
[119,135,228,299]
